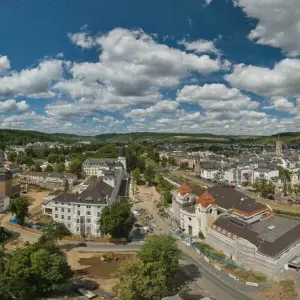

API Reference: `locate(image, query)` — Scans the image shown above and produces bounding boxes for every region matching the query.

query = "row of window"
[54,215,99,224]
[54,202,101,209]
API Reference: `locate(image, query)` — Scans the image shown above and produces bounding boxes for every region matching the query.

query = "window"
[68,216,71,220]
[77,219,79,223]
[55,202,58,205]
[62,215,64,219]
[77,205,80,207]
[55,214,58,219]
[77,211,80,215]
[97,229,100,233]
[97,212,100,217]
[61,208,64,212]
[55,207,58,211]
[188,217,192,221]
[67,224,71,228]
[87,218,91,223]
[68,209,71,213]
[77,227,79,232]
[68,203,71,206]
[87,205,91,208]
[87,211,91,216]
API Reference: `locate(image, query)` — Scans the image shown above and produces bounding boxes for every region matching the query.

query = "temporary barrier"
[214,264,222,272]
[228,273,237,280]
[245,282,259,287]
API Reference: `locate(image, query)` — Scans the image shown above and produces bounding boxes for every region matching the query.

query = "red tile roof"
[178,183,192,195]
[196,191,216,208]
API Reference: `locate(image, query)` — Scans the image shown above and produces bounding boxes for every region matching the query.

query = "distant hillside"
[0,129,77,147]
[1,129,300,146]
[94,132,231,143]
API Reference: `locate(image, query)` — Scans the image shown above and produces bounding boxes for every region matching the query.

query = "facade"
[206,214,300,275]
[0,168,20,197]
[0,195,9,212]
[82,157,126,178]
[19,171,76,191]
[253,168,279,182]
[172,183,300,275]
[200,168,218,180]
[42,166,127,236]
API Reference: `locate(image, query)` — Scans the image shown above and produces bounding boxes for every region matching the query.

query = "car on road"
[75,242,87,247]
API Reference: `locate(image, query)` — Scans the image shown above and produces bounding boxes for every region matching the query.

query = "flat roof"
[251,215,299,243]
[214,214,300,258]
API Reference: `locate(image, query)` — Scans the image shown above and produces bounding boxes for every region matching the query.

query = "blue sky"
[0,0,299,135]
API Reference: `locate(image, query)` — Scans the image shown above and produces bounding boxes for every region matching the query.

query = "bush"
[273,209,300,218]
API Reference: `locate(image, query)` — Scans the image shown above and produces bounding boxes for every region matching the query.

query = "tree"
[144,166,155,184]
[99,201,135,238]
[138,235,181,285]
[114,235,181,300]
[0,236,72,300]
[114,259,168,300]
[68,158,82,176]
[47,153,59,164]
[131,168,141,182]
[0,227,12,243]
[54,163,65,173]
[163,191,172,204]
[161,156,167,167]
[8,197,29,225]
[44,165,53,172]
[167,157,177,166]
[44,221,71,241]
[34,163,42,172]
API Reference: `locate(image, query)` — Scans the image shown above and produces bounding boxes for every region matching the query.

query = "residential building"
[42,167,127,236]
[253,168,279,182]
[82,157,126,178]
[19,171,75,191]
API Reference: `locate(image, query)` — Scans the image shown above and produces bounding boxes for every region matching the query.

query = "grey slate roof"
[207,186,266,214]
[52,179,113,205]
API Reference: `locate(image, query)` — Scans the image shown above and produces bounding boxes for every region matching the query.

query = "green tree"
[7,152,17,162]
[34,163,42,172]
[8,197,29,225]
[44,221,71,241]
[167,157,177,166]
[0,227,12,243]
[144,166,155,184]
[163,191,172,204]
[68,158,83,176]
[114,259,168,300]
[47,153,59,164]
[138,235,181,285]
[99,201,135,238]
[131,168,141,182]
[115,235,181,300]
[161,156,167,167]
[44,165,53,172]
[54,163,65,173]
[0,237,72,300]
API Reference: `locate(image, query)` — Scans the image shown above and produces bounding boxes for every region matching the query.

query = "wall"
[206,227,300,275]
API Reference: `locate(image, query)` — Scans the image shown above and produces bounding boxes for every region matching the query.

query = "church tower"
[276,135,282,156]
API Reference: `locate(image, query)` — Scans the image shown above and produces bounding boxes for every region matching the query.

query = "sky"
[0,0,299,136]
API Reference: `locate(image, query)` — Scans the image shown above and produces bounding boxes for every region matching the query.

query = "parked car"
[75,243,87,247]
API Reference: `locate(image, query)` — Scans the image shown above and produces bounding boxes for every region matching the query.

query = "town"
[0,133,299,300]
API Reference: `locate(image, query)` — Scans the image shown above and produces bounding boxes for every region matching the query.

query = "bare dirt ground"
[261,280,298,300]
[26,189,50,215]
[66,249,136,294]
